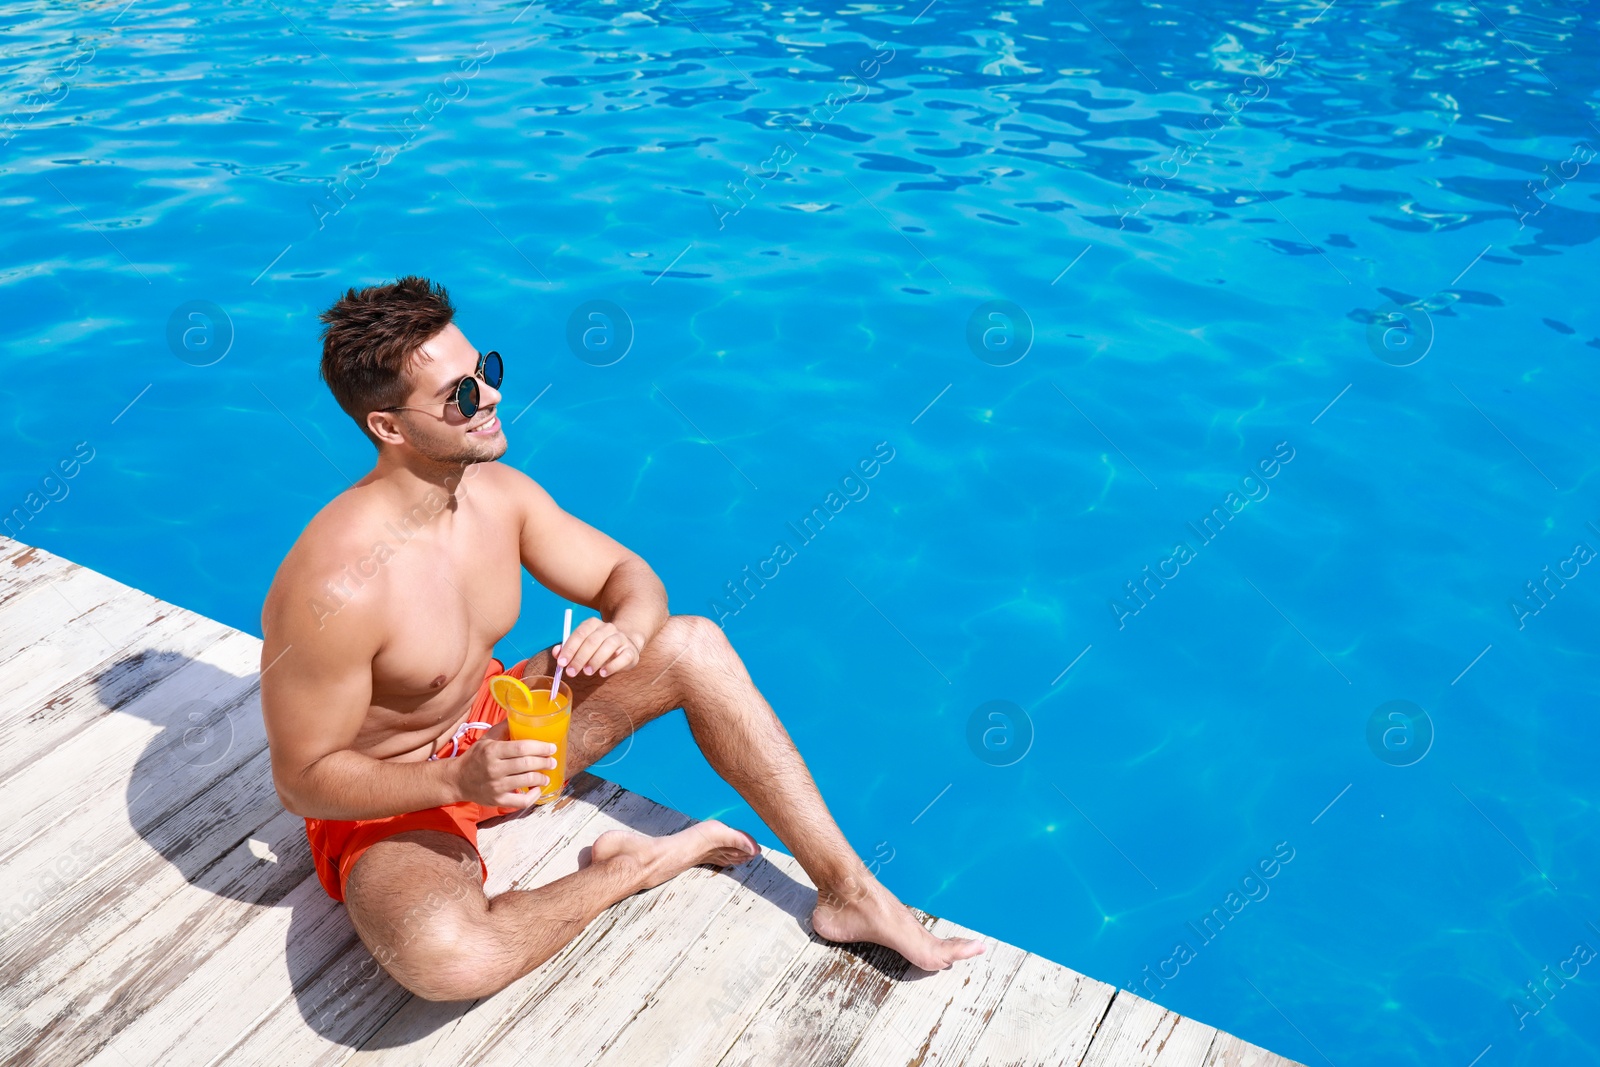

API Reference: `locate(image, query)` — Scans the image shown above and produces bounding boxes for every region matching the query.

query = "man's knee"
[654,615,747,711]
[660,614,732,666]
[347,843,491,1001]
[377,907,490,1002]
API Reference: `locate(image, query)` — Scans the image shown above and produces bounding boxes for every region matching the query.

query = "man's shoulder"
[461,460,555,519]
[279,487,384,567]
[463,458,538,493]
[262,490,394,633]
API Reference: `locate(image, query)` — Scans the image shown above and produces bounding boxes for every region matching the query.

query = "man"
[259,276,981,1002]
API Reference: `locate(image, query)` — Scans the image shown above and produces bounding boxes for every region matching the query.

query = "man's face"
[384,323,506,465]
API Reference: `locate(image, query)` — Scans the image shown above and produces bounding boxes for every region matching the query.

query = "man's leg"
[343,824,761,1001]
[551,615,982,971]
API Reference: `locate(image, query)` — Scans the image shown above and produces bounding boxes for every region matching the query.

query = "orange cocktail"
[492,674,573,804]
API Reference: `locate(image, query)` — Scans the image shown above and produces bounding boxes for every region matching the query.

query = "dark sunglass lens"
[483,350,503,389]
[457,377,480,419]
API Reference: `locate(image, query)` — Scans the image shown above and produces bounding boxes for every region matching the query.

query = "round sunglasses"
[382,350,503,421]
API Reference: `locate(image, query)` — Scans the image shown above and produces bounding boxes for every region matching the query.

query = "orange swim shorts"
[304,655,533,903]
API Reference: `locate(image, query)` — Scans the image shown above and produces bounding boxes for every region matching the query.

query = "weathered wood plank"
[214,773,624,1066]
[7,770,620,1067]
[0,551,116,633]
[584,848,819,1067]
[0,536,39,566]
[0,631,277,1065]
[0,629,265,881]
[960,951,1118,1067]
[1078,993,1219,1067]
[836,917,1027,1067]
[0,541,77,614]
[710,863,926,1067]
[0,788,306,1066]
[0,549,130,657]
[1203,1031,1305,1067]
[0,744,293,980]
[75,863,365,1067]
[0,604,233,783]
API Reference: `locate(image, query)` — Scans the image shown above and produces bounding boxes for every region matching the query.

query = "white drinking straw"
[550,607,572,701]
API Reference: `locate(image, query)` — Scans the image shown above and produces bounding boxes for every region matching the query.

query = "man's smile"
[467,414,501,435]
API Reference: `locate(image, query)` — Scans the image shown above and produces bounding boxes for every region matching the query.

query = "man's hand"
[555,617,644,679]
[453,720,559,808]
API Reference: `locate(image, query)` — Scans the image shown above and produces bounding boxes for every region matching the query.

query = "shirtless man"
[259,276,981,1002]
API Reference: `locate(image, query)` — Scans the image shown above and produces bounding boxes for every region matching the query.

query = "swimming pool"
[5,0,1598,1061]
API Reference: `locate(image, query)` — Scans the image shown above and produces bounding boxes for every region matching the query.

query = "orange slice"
[488,674,534,715]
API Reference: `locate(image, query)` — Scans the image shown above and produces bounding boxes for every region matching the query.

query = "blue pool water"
[5,0,1599,1061]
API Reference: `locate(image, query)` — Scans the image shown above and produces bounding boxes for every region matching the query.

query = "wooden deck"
[0,538,1303,1067]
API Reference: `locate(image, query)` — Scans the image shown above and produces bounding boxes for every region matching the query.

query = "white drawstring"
[428,720,494,761]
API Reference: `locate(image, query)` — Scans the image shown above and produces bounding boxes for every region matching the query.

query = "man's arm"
[259,577,553,821]
[508,468,669,678]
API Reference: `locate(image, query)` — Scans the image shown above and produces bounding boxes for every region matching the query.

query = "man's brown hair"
[318,276,455,445]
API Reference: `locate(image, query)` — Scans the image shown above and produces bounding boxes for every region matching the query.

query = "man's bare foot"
[811,874,984,972]
[589,820,761,891]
